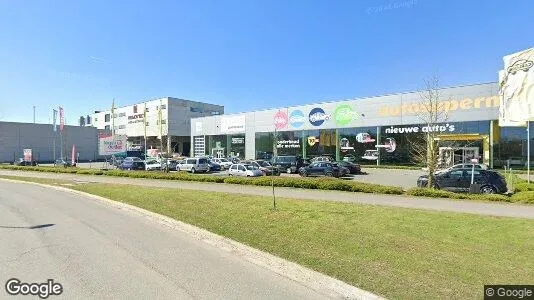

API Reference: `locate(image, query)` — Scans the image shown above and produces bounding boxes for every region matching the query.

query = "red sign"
[59,107,65,132]
[274,110,288,129]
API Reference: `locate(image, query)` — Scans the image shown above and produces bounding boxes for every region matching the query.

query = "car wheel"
[176,166,180,171]
[191,168,196,174]
[300,171,308,177]
[480,185,496,194]
[325,172,333,177]
[286,168,292,174]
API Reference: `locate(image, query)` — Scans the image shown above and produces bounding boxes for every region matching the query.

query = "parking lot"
[44,162,426,190]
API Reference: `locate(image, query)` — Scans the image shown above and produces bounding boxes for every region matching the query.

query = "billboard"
[59,106,65,132]
[98,134,127,155]
[23,149,32,162]
[499,48,534,127]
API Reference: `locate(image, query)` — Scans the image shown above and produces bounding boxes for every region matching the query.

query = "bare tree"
[408,75,449,188]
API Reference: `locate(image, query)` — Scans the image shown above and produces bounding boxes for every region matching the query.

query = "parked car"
[228,164,264,177]
[417,168,507,194]
[272,156,309,174]
[298,162,342,178]
[167,160,179,171]
[211,158,233,170]
[177,157,210,173]
[145,159,162,171]
[54,158,75,167]
[242,160,281,176]
[13,158,38,166]
[333,161,362,174]
[436,163,489,174]
[208,161,222,172]
[120,157,145,170]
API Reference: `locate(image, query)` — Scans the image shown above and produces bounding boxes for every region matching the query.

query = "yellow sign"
[378,96,499,117]
[307,136,318,146]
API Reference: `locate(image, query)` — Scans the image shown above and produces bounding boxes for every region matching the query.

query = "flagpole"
[528,120,531,183]
[111,98,115,137]
[144,103,147,158]
[159,99,163,157]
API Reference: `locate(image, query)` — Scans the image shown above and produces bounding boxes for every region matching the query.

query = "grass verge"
[2,176,534,299]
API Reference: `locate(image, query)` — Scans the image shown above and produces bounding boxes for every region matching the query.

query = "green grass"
[5,175,533,299]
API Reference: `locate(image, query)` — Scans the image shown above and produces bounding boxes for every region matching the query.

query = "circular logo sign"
[289,110,306,128]
[273,110,288,129]
[334,104,356,126]
[308,108,329,126]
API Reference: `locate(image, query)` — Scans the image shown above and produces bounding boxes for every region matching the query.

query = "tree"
[408,75,449,188]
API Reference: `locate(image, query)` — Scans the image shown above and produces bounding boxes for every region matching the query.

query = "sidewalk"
[2,170,534,219]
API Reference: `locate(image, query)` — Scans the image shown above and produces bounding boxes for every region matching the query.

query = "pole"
[272,128,277,210]
[144,103,147,158]
[528,120,531,184]
[60,131,63,159]
[33,106,36,123]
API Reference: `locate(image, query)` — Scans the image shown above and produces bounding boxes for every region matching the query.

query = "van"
[177,157,210,173]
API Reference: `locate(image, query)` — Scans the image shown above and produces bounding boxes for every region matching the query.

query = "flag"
[59,106,65,132]
[52,109,57,132]
[111,98,115,136]
[143,102,147,141]
[158,99,163,140]
[72,144,76,166]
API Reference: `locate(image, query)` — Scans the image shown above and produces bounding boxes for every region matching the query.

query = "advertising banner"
[59,106,65,132]
[72,144,76,164]
[499,48,534,127]
[53,109,57,132]
[98,134,127,155]
[220,115,246,133]
[23,149,32,162]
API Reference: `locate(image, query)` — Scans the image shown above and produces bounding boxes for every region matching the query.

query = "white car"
[212,158,233,169]
[145,159,162,171]
[228,164,264,177]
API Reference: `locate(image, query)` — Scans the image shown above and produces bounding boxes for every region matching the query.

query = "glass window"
[105,114,110,122]
[450,170,464,179]
[238,165,246,171]
[198,158,207,164]
[186,159,195,164]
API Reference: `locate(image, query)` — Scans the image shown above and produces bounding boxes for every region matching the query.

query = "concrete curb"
[0,178,386,300]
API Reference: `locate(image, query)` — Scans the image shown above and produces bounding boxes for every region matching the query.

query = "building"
[0,121,101,163]
[83,97,224,156]
[190,82,534,168]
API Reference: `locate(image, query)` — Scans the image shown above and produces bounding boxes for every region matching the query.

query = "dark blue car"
[120,157,145,170]
[208,161,222,172]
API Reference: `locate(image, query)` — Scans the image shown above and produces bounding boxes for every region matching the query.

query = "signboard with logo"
[98,134,127,155]
[231,137,245,144]
[127,113,144,124]
[220,115,246,133]
[309,107,330,126]
[23,149,32,162]
[307,136,319,146]
[499,47,534,127]
[334,104,358,126]
[384,124,455,134]
[273,110,288,129]
[289,110,306,128]
[276,139,300,149]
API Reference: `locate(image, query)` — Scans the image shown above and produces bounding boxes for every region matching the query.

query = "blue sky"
[0,0,533,124]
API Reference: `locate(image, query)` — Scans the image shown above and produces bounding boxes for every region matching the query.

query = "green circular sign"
[334,105,356,126]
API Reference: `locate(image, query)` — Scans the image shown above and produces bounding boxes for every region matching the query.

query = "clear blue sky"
[0,0,533,124]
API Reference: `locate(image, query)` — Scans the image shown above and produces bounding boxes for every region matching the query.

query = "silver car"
[227,164,264,177]
[177,157,210,173]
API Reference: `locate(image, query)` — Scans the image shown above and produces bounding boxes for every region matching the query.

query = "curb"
[0,178,386,300]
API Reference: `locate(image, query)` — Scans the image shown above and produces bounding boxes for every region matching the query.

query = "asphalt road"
[2,170,534,219]
[0,180,333,299]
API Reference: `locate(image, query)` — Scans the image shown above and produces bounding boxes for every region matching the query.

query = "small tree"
[408,75,449,188]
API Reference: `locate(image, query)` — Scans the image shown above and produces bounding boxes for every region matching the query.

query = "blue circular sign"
[289,110,305,128]
[308,107,329,126]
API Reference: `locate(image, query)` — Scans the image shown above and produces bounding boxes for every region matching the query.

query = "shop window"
[104,114,110,122]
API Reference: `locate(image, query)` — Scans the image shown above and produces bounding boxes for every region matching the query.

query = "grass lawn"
[2,176,534,299]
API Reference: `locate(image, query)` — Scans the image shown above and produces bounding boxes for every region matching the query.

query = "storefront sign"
[128,113,144,124]
[276,139,300,149]
[384,123,456,134]
[307,136,319,146]
[289,110,306,128]
[274,110,288,129]
[309,108,330,126]
[231,137,245,144]
[334,105,358,126]
[378,96,500,117]
[356,132,376,143]
[220,115,246,133]
[23,149,32,162]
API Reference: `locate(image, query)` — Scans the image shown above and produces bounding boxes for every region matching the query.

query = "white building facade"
[83,97,224,156]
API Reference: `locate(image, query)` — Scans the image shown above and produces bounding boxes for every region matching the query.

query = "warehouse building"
[190,82,534,169]
[0,121,101,163]
[83,97,224,156]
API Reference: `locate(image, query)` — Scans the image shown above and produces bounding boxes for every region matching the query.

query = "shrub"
[514,183,534,192]
[510,191,534,203]
[406,188,459,199]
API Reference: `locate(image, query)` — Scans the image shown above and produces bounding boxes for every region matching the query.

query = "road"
[0,180,342,299]
[2,170,534,219]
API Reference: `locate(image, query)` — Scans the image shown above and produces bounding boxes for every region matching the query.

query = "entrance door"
[462,147,479,163]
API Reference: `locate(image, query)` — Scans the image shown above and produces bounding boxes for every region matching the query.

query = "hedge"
[0,165,530,202]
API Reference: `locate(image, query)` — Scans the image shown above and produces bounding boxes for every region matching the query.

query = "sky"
[0,0,533,125]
